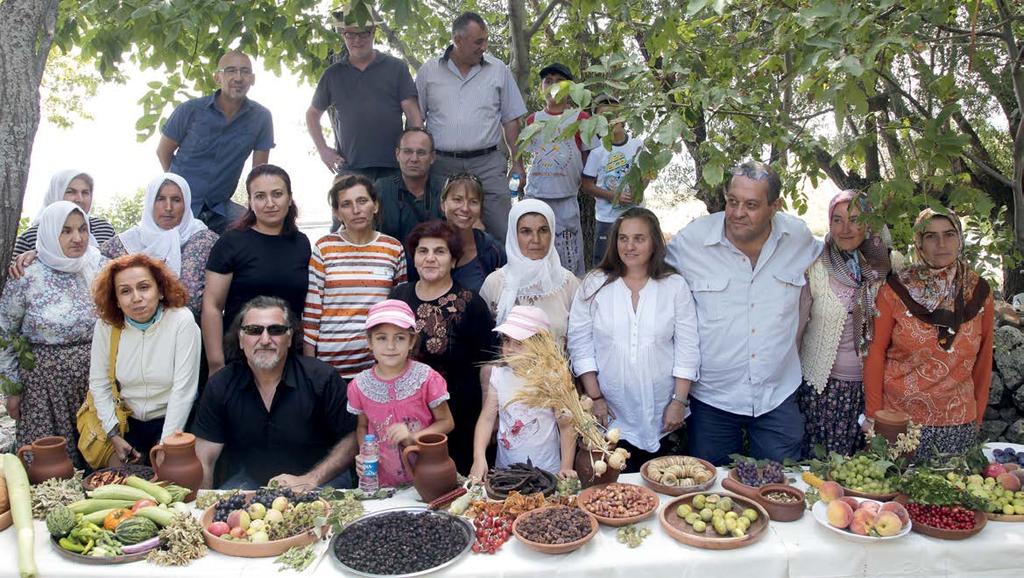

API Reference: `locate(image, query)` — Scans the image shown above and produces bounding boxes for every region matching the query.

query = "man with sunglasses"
[157,50,274,234]
[193,296,357,490]
[666,161,821,466]
[305,9,422,183]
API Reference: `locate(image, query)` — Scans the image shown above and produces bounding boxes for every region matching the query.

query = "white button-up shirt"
[667,212,821,417]
[567,272,700,451]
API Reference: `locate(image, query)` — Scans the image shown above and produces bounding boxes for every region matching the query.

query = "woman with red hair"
[90,253,201,466]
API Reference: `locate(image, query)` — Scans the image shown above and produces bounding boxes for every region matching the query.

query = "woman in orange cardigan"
[864,208,993,461]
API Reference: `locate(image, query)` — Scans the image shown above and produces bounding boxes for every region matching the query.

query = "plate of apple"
[811,481,912,542]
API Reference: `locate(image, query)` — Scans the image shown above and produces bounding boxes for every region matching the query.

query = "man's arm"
[305,105,344,173]
[271,432,357,491]
[195,438,224,489]
[502,117,525,191]
[401,97,423,128]
[252,150,269,167]
[156,136,179,171]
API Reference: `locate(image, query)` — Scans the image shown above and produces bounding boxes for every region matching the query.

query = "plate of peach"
[811,493,912,543]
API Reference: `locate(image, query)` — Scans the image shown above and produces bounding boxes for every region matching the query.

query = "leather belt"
[435,146,498,159]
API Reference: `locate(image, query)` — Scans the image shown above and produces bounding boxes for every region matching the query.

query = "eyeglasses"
[342,29,373,40]
[218,67,253,77]
[399,147,432,158]
[240,324,291,337]
[444,172,483,189]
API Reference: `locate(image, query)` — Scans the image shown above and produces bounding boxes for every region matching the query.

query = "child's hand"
[354,454,365,477]
[386,423,413,446]
[469,461,488,483]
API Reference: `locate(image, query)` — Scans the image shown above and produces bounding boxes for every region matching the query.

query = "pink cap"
[494,305,550,341]
[366,299,416,331]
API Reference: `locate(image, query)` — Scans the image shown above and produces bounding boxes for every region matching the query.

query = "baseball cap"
[366,300,416,331]
[494,306,550,341]
[539,62,574,82]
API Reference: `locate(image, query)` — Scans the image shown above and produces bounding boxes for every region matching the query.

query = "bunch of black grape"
[761,461,785,484]
[734,459,785,487]
[251,486,320,508]
[213,492,247,522]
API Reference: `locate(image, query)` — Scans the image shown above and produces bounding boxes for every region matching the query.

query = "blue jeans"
[198,201,247,235]
[685,391,804,466]
[593,220,613,265]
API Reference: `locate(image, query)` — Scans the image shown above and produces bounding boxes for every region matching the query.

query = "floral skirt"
[16,342,91,468]
[915,423,978,463]
[798,378,864,458]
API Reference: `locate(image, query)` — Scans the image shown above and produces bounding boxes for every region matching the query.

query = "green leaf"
[686,0,711,17]
[840,55,864,77]
[704,156,724,187]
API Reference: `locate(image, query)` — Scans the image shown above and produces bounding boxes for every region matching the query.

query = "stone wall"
[0,404,14,453]
[985,324,1024,443]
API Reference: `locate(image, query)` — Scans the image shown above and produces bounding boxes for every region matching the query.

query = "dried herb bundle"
[30,471,85,519]
[146,513,207,566]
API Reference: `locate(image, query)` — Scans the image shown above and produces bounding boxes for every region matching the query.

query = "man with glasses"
[666,161,821,466]
[194,296,357,490]
[415,11,528,242]
[376,128,445,278]
[305,9,422,185]
[157,50,274,234]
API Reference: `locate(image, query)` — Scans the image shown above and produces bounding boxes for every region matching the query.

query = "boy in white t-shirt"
[583,98,643,263]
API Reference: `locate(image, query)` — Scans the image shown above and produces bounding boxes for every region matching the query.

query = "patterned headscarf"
[821,190,891,356]
[889,208,988,351]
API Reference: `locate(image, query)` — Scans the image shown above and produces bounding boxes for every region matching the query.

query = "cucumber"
[87,484,154,502]
[67,499,136,514]
[82,508,117,526]
[124,476,172,505]
[134,506,175,527]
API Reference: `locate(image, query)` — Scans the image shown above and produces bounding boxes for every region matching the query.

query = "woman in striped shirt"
[303,175,407,377]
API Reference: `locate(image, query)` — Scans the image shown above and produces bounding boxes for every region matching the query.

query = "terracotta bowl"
[659,491,770,550]
[82,466,157,491]
[0,510,11,533]
[725,468,794,497]
[640,456,717,496]
[512,506,599,554]
[578,482,660,527]
[756,484,805,522]
[894,495,988,539]
[50,536,151,565]
[200,492,330,558]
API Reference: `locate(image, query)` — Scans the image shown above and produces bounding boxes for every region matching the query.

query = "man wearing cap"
[522,63,595,276]
[157,50,274,234]
[193,296,357,490]
[415,11,528,242]
[306,8,423,182]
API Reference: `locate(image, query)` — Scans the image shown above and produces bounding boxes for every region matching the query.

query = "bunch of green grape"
[830,454,895,494]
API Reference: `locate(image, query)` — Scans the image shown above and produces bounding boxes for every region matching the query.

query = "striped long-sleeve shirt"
[304,232,407,377]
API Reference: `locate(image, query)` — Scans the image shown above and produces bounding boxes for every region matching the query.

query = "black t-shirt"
[192,355,354,486]
[205,228,311,329]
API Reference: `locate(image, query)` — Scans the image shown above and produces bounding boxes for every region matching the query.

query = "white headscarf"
[119,173,207,276]
[35,201,103,284]
[32,169,100,247]
[495,199,570,324]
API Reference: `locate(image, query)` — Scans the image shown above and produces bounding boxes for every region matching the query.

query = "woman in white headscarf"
[11,169,116,258]
[100,173,218,317]
[479,199,580,349]
[0,201,104,467]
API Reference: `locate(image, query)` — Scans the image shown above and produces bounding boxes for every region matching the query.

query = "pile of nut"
[515,507,593,544]
[582,483,657,519]
[762,490,800,504]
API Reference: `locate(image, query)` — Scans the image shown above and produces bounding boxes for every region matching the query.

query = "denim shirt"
[667,212,821,417]
[162,91,274,215]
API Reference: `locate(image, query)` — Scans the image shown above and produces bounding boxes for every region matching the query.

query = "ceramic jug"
[401,432,458,502]
[17,436,74,484]
[574,445,621,488]
[150,431,203,501]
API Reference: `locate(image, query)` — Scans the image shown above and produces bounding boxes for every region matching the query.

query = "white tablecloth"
[2,471,1022,578]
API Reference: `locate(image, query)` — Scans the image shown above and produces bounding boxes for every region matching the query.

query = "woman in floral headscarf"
[799,190,892,457]
[864,208,993,460]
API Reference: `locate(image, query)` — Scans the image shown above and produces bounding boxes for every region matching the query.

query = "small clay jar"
[150,432,204,501]
[401,432,458,502]
[756,484,805,522]
[574,446,621,488]
[873,409,910,445]
[17,436,74,484]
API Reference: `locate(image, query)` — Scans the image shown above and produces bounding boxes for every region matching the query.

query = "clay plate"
[659,491,770,550]
[579,482,660,527]
[82,465,157,491]
[640,456,717,496]
[512,506,599,555]
[0,510,12,532]
[201,491,330,558]
[984,512,1024,522]
[893,496,987,539]
[726,468,795,496]
[485,469,557,500]
[50,536,151,565]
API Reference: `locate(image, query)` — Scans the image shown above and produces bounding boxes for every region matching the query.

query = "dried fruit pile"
[516,507,592,544]
[582,483,656,519]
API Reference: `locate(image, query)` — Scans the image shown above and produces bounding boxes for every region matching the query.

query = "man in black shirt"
[193,296,356,490]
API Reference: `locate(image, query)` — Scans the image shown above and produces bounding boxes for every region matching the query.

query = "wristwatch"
[670,393,689,407]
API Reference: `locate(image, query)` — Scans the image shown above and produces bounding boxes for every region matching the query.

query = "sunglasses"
[444,172,483,190]
[240,324,291,336]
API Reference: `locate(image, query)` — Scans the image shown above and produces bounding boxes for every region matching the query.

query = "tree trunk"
[0,0,60,294]
[507,0,530,99]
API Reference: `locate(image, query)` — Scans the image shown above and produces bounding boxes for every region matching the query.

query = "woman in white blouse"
[567,208,699,470]
[89,253,201,466]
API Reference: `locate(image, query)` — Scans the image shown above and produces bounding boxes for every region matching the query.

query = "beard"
[249,348,283,370]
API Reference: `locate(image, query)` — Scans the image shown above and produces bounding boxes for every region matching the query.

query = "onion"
[120,536,161,555]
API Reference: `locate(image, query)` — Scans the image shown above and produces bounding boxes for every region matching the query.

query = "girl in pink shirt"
[347,300,454,487]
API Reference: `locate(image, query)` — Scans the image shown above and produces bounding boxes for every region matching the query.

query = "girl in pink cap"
[468,305,577,480]
[347,299,454,487]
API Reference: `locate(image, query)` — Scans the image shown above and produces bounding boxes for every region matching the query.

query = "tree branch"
[962,151,1014,187]
[372,7,422,69]
[526,0,563,40]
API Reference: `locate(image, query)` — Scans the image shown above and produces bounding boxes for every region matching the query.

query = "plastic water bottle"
[508,172,522,203]
[359,434,379,493]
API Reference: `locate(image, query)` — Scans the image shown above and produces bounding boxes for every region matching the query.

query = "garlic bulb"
[606,428,621,444]
[592,460,608,475]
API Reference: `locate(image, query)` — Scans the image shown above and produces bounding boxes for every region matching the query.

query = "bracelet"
[589,394,604,401]
[670,393,690,407]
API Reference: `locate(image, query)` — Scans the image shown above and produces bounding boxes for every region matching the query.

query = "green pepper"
[81,539,95,555]
[59,537,87,553]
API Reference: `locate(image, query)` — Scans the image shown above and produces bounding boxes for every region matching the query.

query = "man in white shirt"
[667,161,821,465]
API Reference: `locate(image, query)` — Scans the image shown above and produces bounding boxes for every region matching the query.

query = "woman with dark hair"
[441,173,506,293]
[203,164,311,375]
[303,174,406,378]
[567,207,699,470]
[1,202,104,467]
[864,208,993,461]
[90,253,201,465]
[389,220,497,472]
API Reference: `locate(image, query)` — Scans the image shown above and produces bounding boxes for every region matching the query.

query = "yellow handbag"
[76,325,131,469]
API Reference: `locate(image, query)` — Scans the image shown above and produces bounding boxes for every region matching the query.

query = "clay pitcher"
[873,409,910,445]
[150,432,203,501]
[574,445,621,488]
[401,432,458,502]
[17,436,74,484]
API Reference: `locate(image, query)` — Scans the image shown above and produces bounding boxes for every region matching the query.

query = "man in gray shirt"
[415,12,527,242]
[306,9,422,182]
